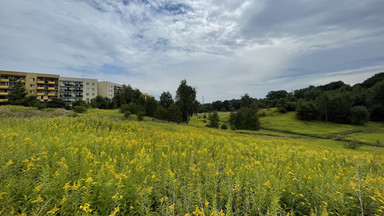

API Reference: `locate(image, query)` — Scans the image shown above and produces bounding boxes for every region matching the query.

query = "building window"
[86,88,89,90]
[30,78,34,81]
[86,98,89,102]
[29,90,34,94]
[30,84,34,87]
[92,83,95,86]
[86,93,89,96]
[92,93,95,96]
[86,82,90,85]
[92,88,95,91]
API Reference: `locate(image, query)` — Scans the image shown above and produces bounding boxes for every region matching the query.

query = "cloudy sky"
[1,0,384,102]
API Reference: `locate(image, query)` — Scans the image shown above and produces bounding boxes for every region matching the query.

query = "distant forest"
[201,72,384,124]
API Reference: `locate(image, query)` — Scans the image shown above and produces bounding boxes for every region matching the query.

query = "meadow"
[0,107,384,215]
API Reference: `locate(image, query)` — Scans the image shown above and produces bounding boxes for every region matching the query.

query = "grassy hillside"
[0,107,384,215]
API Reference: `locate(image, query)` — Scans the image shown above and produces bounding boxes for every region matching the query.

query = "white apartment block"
[60,77,98,104]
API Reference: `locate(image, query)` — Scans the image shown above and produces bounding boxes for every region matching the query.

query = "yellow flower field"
[1,114,384,215]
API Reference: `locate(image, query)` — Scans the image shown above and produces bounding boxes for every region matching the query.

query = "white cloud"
[0,0,383,101]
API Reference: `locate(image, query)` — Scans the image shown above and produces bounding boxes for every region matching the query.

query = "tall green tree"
[160,91,174,108]
[207,111,220,128]
[8,81,27,105]
[175,80,198,123]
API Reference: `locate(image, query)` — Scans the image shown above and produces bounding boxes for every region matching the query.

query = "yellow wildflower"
[80,203,92,213]
[109,205,120,216]
[6,160,14,166]
[264,180,271,188]
[47,205,60,214]
[60,196,67,204]
[169,203,175,212]
[34,184,43,192]
[31,194,44,204]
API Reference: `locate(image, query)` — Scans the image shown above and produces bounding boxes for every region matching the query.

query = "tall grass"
[0,114,384,215]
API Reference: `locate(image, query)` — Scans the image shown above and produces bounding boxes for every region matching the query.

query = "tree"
[168,104,182,123]
[8,81,27,105]
[175,80,197,123]
[228,108,260,130]
[296,101,319,121]
[241,94,253,108]
[144,96,158,117]
[350,106,369,125]
[316,92,329,122]
[266,90,288,100]
[160,91,174,108]
[207,111,220,128]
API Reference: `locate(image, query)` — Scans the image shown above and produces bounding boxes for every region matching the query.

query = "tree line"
[202,72,384,125]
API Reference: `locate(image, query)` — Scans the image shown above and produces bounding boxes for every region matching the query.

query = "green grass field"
[1,106,384,215]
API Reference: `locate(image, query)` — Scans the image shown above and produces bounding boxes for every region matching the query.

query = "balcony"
[37,81,45,84]
[0,79,9,82]
[37,93,45,96]
[48,81,56,84]
[48,93,56,96]
[0,92,8,96]
[48,87,56,90]
[0,85,9,89]
[0,99,8,102]
[37,87,45,90]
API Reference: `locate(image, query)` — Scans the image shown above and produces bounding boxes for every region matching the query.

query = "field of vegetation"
[1,107,384,215]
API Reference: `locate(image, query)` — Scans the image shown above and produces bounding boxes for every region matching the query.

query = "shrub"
[137,111,145,121]
[168,104,182,123]
[229,108,260,130]
[221,124,228,130]
[154,106,169,121]
[124,111,131,118]
[343,139,361,150]
[207,111,220,128]
[73,106,87,113]
[350,106,369,125]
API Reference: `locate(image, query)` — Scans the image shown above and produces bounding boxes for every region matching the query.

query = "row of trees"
[200,72,384,125]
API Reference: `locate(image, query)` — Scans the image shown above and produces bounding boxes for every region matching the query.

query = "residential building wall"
[60,77,97,104]
[97,81,122,99]
[0,70,60,102]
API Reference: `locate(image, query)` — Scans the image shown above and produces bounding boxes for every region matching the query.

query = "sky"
[1,0,384,102]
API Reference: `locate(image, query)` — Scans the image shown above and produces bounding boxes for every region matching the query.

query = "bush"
[154,106,170,121]
[124,111,131,118]
[137,111,145,121]
[207,111,220,128]
[350,106,369,125]
[120,103,144,115]
[369,105,384,122]
[343,139,361,150]
[221,124,228,130]
[229,108,260,130]
[73,106,87,113]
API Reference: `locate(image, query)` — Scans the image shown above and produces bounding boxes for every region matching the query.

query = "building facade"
[60,77,98,104]
[1,70,123,104]
[0,70,60,102]
[97,81,122,99]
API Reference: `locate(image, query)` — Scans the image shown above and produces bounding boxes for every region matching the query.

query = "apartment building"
[60,77,98,104]
[97,81,122,99]
[0,70,60,102]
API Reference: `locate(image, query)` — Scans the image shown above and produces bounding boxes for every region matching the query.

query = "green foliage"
[46,98,66,108]
[120,103,143,115]
[229,108,260,130]
[207,111,220,128]
[350,106,369,125]
[90,96,113,109]
[266,90,288,100]
[144,96,158,117]
[327,92,353,123]
[154,106,170,121]
[296,101,319,121]
[221,124,228,130]
[73,105,87,113]
[159,91,174,108]
[343,139,361,150]
[175,80,198,123]
[73,100,90,108]
[124,111,131,118]
[137,111,145,121]
[113,85,141,107]
[240,93,254,108]
[168,104,182,123]
[360,72,384,88]
[8,81,27,105]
